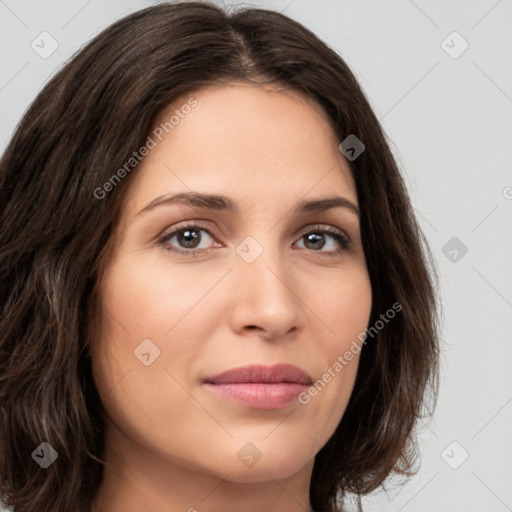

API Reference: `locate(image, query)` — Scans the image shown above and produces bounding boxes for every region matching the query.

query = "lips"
[202,364,313,410]
[203,364,313,386]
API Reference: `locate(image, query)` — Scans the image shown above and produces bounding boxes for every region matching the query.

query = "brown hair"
[0,2,439,511]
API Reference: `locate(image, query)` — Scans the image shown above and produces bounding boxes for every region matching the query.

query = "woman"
[0,2,439,511]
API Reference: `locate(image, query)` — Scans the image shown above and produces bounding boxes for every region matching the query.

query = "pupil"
[306,233,324,250]
[179,229,200,248]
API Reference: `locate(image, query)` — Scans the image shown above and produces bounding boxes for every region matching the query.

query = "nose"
[228,238,305,340]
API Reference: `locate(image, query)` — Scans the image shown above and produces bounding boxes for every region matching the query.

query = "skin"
[90,82,372,512]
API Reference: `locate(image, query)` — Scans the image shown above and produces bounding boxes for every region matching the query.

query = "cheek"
[296,267,372,425]
[100,256,186,334]
[331,262,371,316]
[91,253,224,418]
[98,252,226,344]
[307,263,372,350]
[90,256,210,458]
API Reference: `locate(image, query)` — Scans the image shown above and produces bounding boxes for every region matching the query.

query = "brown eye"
[159,224,218,255]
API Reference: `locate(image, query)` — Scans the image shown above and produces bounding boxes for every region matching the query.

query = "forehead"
[124,82,357,214]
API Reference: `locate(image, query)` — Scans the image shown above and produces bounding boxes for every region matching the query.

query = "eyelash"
[157,222,351,257]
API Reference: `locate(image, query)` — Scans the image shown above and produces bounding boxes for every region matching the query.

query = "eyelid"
[296,223,350,244]
[158,219,218,236]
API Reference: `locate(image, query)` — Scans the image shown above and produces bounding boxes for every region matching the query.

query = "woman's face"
[91,82,372,486]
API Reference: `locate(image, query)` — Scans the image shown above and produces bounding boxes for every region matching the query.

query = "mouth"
[202,364,313,410]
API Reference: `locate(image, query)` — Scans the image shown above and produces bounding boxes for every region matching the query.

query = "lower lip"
[203,382,309,409]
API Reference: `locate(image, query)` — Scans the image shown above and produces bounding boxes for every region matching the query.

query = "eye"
[158,223,219,256]
[295,224,351,254]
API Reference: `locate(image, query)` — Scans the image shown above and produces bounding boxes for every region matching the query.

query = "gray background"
[1,0,511,510]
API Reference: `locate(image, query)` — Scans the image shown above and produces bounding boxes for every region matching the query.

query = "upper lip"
[203,364,313,385]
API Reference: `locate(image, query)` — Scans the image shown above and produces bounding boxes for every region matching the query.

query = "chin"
[200,443,316,484]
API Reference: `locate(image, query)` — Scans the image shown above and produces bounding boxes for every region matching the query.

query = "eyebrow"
[136,191,360,217]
